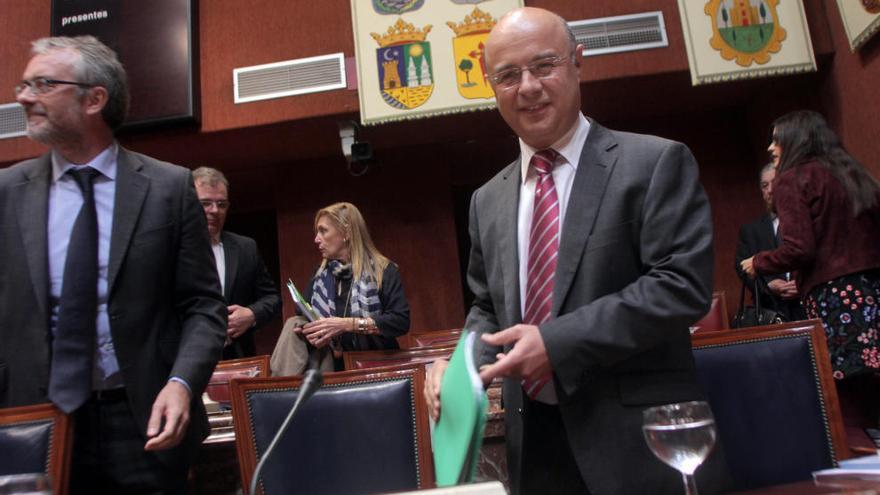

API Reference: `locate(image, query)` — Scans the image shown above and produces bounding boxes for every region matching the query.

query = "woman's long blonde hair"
[314,202,391,287]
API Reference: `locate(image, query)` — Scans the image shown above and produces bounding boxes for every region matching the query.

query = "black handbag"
[731,279,785,328]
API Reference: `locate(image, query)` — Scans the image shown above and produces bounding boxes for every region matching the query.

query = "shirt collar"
[51,142,119,183]
[519,113,590,184]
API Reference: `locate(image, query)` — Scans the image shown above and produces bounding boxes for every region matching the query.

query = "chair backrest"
[343,345,455,371]
[691,319,849,491]
[691,291,729,334]
[0,403,72,495]
[206,355,271,405]
[231,363,434,495]
[398,328,462,349]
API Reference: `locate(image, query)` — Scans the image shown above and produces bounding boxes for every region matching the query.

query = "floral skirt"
[805,270,880,380]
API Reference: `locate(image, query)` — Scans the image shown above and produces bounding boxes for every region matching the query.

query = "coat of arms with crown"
[446,7,496,100]
[371,19,434,110]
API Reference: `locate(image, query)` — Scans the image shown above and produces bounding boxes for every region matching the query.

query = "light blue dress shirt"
[48,144,121,389]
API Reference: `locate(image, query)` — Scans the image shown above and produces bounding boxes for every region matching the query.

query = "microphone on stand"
[248,348,325,495]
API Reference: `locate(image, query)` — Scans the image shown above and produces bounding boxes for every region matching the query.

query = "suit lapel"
[498,162,522,323]
[221,231,238,299]
[553,121,617,315]
[13,156,51,316]
[108,148,149,294]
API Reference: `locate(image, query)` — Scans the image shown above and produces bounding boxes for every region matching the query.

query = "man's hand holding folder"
[429,331,489,486]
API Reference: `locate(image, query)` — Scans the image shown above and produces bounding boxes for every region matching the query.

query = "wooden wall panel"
[0,1,51,162]
[197,0,359,132]
[275,148,465,334]
[0,0,837,166]
[820,2,880,179]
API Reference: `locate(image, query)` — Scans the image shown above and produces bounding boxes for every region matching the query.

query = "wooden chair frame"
[342,345,455,371]
[398,328,462,349]
[0,402,72,495]
[691,290,729,333]
[214,355,271,376]
[206,355,271,405]
[230,363,434,495]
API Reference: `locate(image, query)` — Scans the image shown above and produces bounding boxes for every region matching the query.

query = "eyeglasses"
[489,53,575,89]
[14,77,95,97]
[199,199,230,210]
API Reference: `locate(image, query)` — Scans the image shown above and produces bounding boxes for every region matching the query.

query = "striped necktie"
[523,149,559,403]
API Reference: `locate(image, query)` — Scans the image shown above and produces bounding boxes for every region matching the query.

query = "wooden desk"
[734,480,880,494]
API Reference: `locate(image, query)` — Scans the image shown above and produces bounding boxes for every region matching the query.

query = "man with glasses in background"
[425,7,728,494]
[0,36,225,493]
[193,166,281,359]
[734,162,807,322]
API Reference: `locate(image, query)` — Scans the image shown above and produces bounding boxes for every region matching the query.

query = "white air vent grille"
[0,102,27,140]
[569,11,668,57]
[234,53,347,104]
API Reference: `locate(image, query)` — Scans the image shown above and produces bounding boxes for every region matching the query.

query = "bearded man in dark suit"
[425,7,729,494]
[0,36,225,494]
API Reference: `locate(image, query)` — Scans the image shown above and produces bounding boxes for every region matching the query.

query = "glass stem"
[682,473,699,495]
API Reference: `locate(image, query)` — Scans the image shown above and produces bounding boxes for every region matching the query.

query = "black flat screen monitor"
[51,0,198,129]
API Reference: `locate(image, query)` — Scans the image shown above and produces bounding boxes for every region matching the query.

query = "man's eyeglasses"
[489,52,575,89]
[199,200,230,210]
[14,77,95,97]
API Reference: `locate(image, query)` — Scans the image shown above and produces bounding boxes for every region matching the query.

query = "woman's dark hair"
[772,110,880,216]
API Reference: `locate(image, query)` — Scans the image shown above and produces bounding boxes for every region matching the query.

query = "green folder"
[286,278,319,322]
[432,330,489,486]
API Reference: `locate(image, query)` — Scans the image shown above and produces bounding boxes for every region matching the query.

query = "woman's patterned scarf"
[311,259,381,319]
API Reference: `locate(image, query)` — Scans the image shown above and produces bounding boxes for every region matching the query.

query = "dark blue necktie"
[49,168,100,413]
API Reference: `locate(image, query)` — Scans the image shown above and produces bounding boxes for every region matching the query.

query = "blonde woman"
[291,202,410,371]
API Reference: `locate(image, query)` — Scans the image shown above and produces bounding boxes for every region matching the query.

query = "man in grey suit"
[426,7,727,494]
[192,166,281,359]
[0,36,226,493]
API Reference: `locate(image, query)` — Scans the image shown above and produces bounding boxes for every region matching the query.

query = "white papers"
[813,454,880,483]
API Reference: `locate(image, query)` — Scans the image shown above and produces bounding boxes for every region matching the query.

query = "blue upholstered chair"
[230,363,434,495]
[0,402,72,495]
[691,319,850,491]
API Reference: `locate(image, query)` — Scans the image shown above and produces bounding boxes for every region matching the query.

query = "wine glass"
[642,401,717,495]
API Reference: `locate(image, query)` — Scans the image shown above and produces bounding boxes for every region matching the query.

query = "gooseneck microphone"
[248,352,325,495]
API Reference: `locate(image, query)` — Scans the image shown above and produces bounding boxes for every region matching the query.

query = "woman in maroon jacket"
[742,110,880,429]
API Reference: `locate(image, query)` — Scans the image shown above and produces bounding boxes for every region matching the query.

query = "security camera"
[338,121,357,162]
[338,120,373,176]
[350,141,373,162]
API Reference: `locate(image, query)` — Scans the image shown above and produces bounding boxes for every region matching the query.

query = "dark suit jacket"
[734,213,806,321]
[0,147,227,466]
[466,120,727,494]
[220,230,281,359]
